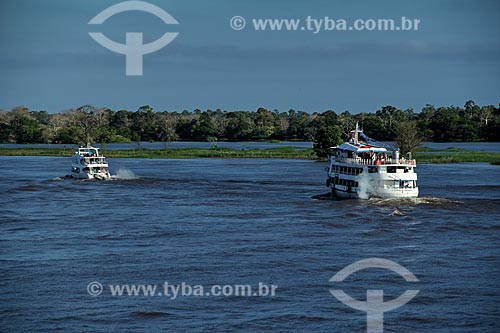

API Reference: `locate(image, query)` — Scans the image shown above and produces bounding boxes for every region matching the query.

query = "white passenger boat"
[326,125,418,199]
[71,146,111,180]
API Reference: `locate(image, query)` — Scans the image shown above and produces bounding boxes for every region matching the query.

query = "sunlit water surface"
[1,157,499,332]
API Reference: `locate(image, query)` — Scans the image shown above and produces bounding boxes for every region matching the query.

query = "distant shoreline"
[1,147,499,164]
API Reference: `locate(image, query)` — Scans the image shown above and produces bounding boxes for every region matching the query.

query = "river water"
[1,157,499,332]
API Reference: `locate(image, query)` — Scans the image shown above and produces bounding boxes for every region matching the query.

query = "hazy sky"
[1,0,499,113]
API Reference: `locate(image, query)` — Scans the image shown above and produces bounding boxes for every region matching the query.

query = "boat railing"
[333,157,416,166]
[82,157,107,164]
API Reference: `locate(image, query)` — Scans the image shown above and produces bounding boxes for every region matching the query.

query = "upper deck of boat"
[330,136,416,167]
[72,146,108,166]
[75,146,105,157]
[331,156,416,166]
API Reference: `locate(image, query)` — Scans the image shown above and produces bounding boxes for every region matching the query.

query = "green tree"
[286,110,312,140]
[0,110,11,142]
[429,106,461,141]
[254,107,275,139]
[337,111,354,138]
[111,109,133,140]
[359,114,384,138]
[131,105,160,141]
[274,111,290,139]
[191,112,218,141]
[396,121,421,155]
[484,105,500,141]
[10,116,45,143]
[75,104,98,145]
[158,113,178,146]
[55,126,85,144]
[375,105,408,140]
[225,112,254,141]
[417,104,436,140]
[313,125,343,159]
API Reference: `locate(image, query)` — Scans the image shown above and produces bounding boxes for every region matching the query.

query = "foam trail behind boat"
[357,171,374,199]
[114,167,138,179]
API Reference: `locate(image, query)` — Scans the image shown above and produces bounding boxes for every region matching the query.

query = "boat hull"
[330,184,418,199]
[71,170,111,180]
[326,162,419,200]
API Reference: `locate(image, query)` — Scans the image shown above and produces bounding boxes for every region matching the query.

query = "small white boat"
[71,146,111,180]
[326,124,419,199]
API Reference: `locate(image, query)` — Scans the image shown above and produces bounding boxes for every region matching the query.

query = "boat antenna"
[354,122,359,144]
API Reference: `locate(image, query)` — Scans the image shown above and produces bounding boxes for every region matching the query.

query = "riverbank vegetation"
[0,147,314,159]
[1,146,499,164]
[1,101,499,145]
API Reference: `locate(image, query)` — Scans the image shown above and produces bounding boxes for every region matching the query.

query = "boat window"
[387,166,396,173]
[368,166,378,173]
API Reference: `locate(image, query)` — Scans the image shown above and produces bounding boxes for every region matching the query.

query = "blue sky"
[1,0,499,113]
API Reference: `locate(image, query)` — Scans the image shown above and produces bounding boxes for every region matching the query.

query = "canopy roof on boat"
[333,142,388,153]
[76,146,104,157]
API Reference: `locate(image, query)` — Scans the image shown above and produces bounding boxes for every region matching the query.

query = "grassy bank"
[414,151,500,163]
[0,147,499,163]
[0,147,314,159]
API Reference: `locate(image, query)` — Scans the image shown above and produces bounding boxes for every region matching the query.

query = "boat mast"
[354,122,359,144]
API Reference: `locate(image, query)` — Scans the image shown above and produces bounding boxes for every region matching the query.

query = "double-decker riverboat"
[326,125,418,199]
[71,146,111,180]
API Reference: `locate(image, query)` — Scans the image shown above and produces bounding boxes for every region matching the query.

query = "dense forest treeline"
[1,101,499,144]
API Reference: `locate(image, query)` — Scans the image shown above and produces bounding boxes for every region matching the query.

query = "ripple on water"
[1,157,499,333]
